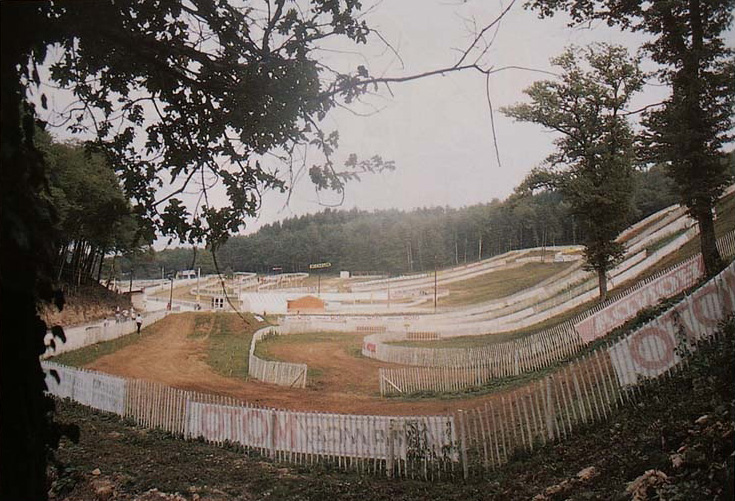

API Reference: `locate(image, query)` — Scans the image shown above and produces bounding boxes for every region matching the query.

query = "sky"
[244,0,667,235]
[40,1,732,247]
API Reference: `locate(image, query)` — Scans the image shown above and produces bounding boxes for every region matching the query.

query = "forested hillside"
[117,165,688,278]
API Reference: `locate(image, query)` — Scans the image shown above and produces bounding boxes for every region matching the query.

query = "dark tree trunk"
[97,248,106,283]
[1,5,62,498]
[597,267,608,303]
[696,206,724,276]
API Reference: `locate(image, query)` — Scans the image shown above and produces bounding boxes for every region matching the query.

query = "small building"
[211,295,226,310]
[177,269,197,279]
[287,295,325,313]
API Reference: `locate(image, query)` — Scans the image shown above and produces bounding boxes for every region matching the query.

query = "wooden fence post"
[269,409,277,459]
[387,420,395,478]
[545,376,555,441]
[458,410,469,480]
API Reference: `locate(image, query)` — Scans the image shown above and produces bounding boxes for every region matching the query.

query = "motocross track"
[86,312,523,416]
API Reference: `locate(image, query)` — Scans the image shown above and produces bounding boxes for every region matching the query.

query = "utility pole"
[433,257,437,312]
[168,275,174,310]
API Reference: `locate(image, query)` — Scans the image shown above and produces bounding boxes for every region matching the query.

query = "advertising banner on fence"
[42,362,126,415]
[608,262,735,386]
[73,371,126,415]
[575,256,704,343]
[186,401,454,460]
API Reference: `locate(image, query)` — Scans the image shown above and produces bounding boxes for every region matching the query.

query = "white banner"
[575,256,703,343]
[42,362,126,415]
[185,402,453,460]
[609,261,735,386]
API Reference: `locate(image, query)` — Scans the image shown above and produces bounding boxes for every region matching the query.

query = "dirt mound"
[41,282,131,327]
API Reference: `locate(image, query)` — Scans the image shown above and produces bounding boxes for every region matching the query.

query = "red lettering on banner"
[273,412,298,449]
[574,257,704,343]
[629,326,676,371]
[364,342,376,353]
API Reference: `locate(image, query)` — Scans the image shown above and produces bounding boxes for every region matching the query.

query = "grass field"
[201,312,261,379]
[51,321,163,367]
[438,261,574,307]
[254,331,360,359]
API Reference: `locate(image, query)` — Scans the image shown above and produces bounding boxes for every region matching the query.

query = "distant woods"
[117,164,694,278]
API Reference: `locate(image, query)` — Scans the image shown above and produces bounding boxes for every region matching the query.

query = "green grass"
[50,312,263,381]
[644,227,688,254]
[391,330,529,349]
[254,331,358,361]
[620,208,671,243]
[439,261,574,307]
[205,313,262,379]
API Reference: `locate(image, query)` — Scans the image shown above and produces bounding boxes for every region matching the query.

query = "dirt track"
[86,312,511,416]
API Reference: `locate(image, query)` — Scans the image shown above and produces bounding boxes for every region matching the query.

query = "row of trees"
[37,133,145,286]
[519,1,734,298]
[118,164,681,278]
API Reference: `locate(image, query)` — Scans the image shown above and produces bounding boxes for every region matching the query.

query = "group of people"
[114,306,144,334]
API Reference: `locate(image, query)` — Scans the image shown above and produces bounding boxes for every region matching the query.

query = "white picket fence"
[42,259,734,480]
[43,360,456,479]
[44,261,735,479]
[456,260,735,476]
[247,326,308,388]
[374,232,735,396]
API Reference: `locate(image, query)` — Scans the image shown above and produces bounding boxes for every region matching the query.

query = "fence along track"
[43,360,456,480]
[247,326,307,388]
[455,260,735,476]
[43,260,735,479]
[376,232,735,396]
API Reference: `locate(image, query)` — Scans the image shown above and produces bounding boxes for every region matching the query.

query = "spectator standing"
[136,313,143,334]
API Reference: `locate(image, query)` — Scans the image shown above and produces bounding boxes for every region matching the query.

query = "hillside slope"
[49,319,734,500]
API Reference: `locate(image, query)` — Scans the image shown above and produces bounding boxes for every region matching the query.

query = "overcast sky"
[247,0,670,234]
[40,1,732,247]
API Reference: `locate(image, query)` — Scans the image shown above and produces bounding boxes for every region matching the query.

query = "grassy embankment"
[395,191,735,351]
[437,261,574,307]
[254,331,364,379]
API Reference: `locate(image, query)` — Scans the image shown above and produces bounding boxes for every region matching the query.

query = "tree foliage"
[0,2,392,498]
[37,133,145,285]
[502,44,644,301]
[119,165,680,280]
[525,0,735,275]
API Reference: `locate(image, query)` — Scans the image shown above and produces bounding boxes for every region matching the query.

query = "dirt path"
[86,312,583,416]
